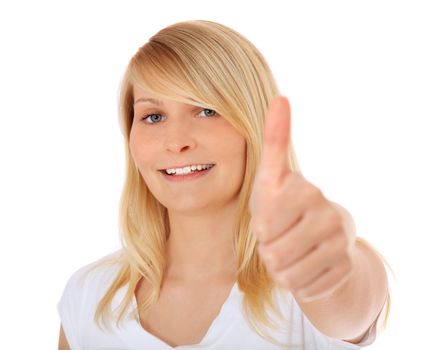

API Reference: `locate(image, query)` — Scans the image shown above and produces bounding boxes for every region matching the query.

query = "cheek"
[223,136,247,174]
[128,132,139,164]
[129,129,150,167]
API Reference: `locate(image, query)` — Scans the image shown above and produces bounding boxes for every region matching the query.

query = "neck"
[164,198,239,283]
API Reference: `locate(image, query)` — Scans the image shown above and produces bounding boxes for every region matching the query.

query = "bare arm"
[58,325,71,350]
[295,203,388,342]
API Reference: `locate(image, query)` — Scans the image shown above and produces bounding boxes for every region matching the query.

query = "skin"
[249,96,388,342]
[58,89,387,348]
[58,85,246,350]
[58,326,70,350]
[130,84,245,282]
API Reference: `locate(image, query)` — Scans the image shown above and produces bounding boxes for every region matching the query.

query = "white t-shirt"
[57,252,378,350]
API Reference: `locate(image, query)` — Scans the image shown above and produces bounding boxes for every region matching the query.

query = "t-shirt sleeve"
[57,266,90,350]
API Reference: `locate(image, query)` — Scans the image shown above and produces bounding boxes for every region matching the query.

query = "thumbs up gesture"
[249,96,357,303]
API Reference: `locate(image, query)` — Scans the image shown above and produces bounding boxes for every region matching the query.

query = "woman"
[58,19,390,349]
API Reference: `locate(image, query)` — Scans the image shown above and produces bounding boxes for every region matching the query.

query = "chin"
[164,198,215,213]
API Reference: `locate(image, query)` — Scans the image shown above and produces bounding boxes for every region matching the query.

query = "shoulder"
[57,250,127,350]
[58,249,125,309]
[67,249,123,282]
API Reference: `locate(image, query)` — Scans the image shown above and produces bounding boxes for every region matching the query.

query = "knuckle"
[320,242,337,266]
[343,254,354,274]
[334,253,354,281]
[329,237,348,266]
[319,215,337,237]
[312,186,324,203]
[302,184,321,202]
[332,233,347,252]
[317,212,342,240]
[340,234,350,252]
[325,209,342,231]
[318,236,344,266]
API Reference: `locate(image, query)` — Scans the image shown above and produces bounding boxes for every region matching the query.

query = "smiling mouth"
[160,164,216,176]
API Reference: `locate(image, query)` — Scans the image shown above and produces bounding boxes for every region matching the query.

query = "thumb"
[257,95,292,188]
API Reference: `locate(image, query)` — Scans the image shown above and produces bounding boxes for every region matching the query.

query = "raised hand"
[249,96,357,303]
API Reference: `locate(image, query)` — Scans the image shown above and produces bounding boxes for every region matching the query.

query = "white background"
[0,0,443,348]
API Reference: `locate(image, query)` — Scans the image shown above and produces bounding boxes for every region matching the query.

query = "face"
[130,85,247,213]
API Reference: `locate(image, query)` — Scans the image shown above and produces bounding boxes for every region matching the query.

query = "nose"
[163,121,197,153]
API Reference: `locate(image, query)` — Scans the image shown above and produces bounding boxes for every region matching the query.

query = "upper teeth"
[165,164,214,175]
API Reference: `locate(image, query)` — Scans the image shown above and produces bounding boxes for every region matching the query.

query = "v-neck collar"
[124,281,240,349]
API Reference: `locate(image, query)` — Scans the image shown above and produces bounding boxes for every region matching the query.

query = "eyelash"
[141,108,218,124]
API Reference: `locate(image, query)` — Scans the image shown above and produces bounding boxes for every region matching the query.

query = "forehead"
[132,85,205,110]
[133,85,166,107]
[133,84,155,100]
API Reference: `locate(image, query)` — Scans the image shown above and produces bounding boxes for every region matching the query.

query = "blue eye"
[200,109,217,117]
[142,108,218,124]
[142,113,165,124]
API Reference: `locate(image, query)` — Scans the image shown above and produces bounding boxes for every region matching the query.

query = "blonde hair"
[86,19,391,347]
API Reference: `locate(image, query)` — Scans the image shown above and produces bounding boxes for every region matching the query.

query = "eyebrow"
[133,97,164,106]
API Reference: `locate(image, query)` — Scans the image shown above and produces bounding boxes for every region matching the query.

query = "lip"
[160,165,215,182]
[158,163,215,171]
